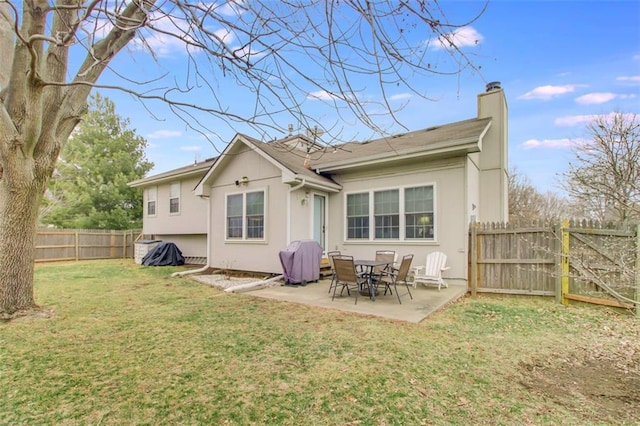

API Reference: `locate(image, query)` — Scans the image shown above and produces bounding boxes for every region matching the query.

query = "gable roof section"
[128,157,217,188]
[194,134,342,196]
[312,117,491,172]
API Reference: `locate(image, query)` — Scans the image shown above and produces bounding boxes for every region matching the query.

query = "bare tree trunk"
[0,168,45,315]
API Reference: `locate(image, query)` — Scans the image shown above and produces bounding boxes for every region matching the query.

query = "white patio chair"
[412,251,450,290]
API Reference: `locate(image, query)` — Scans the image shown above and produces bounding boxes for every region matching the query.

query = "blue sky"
[101,1,640,194]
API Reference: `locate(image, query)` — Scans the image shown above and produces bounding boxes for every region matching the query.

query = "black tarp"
[141,242,185,266]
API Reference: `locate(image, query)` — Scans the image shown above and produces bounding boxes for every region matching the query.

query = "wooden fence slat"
[35,229,140,262]
[564,293,634,309]
[469,220,639,312]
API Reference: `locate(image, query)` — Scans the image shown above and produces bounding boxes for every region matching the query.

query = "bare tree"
[561,112,640,223]
[508,168,569,224]
[0,1,486,316]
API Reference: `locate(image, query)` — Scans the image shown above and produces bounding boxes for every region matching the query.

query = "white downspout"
[172,195,212,277]
[286,178,306,244]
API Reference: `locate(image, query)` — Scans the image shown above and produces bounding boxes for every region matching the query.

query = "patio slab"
[246,278,468,323]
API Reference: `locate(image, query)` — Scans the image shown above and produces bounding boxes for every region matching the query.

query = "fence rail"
[469,220,640,315]
[35,229,139,262]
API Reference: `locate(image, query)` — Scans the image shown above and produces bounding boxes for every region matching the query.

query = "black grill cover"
[278,240,322,285]
[141,242,185,266]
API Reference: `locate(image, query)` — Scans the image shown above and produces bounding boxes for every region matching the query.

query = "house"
[131,83,508,284]
[128,157,216,264]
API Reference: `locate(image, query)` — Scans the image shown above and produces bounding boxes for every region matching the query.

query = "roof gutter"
[288,178,306,193]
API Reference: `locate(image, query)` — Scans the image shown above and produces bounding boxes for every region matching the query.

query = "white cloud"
[521,138,574,150]
[434,26,483,50]
[389,93,412,101]
[180,145,202,151]
[518,84,582,101]
[616,75,640,83]
[147,130,182,139]
[307,90,338,101]
[555,112,638,127]
[216,0,246,17]
[214,28,235,45]
[554,114,598,126]
[133,33,187,57]
[575,92,617,105]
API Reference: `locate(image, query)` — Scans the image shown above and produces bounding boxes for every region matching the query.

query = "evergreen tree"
[41,94,153,229]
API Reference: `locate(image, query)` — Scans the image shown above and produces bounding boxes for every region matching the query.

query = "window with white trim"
[374,189,399,239]
[147,186,157,216]
[226,190,265,240]
[405,186,434,239]
[169,182,180,214]
[346,193,369,239]
[345,185,434,241]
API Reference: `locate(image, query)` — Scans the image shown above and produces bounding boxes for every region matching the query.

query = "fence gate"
[560,220,638,311]
[469,221,639,315]
[469,221,556,296]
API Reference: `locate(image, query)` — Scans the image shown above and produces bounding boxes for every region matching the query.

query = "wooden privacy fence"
[35,229,139,262]
[469,220,640,315]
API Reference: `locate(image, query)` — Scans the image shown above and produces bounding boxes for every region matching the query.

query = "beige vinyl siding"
[326,156,469,281]
[143,176,207,235]
[208,146,294,274]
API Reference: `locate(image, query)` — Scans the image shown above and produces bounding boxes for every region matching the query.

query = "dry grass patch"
[0,259,638,425]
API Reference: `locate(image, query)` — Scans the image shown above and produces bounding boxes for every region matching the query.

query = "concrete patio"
[246,278,468,323]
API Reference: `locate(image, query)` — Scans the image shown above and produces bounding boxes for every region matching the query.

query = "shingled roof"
[252,116,491,174]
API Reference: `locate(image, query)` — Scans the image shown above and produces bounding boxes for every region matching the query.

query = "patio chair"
[413,251,450,290]
[369,250,396,283]
[326,250,341,294]
[332,255,368,305]
[377,254,414,304]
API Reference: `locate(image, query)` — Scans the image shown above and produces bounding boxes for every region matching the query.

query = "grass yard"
[1,259,639,425]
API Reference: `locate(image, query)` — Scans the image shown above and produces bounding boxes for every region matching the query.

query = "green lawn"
[1,259,638,425]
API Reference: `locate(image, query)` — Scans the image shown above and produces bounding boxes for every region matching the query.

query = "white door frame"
[311,192,327,253]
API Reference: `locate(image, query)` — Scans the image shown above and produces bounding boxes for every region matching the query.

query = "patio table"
[355,259,391,301]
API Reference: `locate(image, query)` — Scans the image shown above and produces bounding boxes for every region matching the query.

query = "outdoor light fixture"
[235,176,249,186]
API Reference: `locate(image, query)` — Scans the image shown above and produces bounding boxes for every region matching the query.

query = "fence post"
[554,222,561,303]
[74,231,79,261]
[109,230,116,259]
[560,219,570,306]
[635,224,640,318]
[470,221,478,297]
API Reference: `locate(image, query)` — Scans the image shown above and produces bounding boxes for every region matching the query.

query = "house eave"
[128,162,214,188]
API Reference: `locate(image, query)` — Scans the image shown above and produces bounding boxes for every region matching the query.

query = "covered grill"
[278,240,323,285]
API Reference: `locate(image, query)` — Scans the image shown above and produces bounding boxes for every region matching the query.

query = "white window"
[374,189,399,239]
[405,186,434,239]
[169,182,180,214]
[346,193,369,239]
[345,185,434,241]
[147,186,157,216]
[226,190,265,240]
